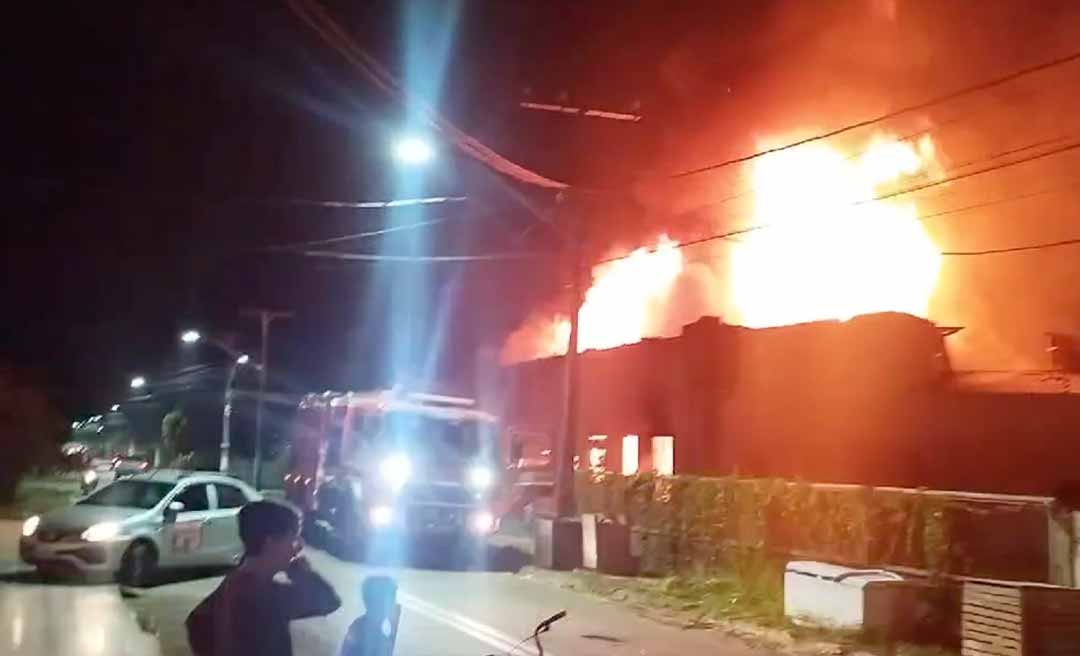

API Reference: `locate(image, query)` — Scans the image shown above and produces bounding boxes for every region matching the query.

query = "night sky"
[3,1,670,416]
[6,1,1080,420]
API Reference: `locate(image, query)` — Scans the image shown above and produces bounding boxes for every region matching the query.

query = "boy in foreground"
[187,500,342,656]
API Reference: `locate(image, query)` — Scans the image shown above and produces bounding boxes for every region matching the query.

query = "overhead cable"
[669,48,1080,179]
[296,249,549,263]
[287,0,569,190]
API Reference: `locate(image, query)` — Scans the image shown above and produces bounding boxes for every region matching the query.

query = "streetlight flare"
[236,354,250,365]
[180,329,202,344]
[130,376,146,389]
[110,404,120,412]
[393,136,435,165]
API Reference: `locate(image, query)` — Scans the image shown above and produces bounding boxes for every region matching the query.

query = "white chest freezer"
[784,560,905,630]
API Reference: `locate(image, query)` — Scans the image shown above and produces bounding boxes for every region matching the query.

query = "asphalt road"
[123,543,771,656]
[0,520,160,656]
[1,516,772,656]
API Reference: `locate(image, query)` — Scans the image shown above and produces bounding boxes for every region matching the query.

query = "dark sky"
[3,0,668,415]
[6,1,1080,418]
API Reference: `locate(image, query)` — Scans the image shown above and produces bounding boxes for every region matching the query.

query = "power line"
[287,0,569,190]
[669,48,1080,179]
[595,138,1080,266]
[261,217,452,251]
[281,195,467,209]
[943,237,1080,257]
[12,175,468,212]
[296,249,549,263]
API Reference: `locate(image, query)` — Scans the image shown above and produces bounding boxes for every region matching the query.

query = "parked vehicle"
[20,469,260,586]
[80,454,150,495]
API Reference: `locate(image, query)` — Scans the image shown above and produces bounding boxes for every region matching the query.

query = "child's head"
[238,501,301,568]
[361,576,398,618]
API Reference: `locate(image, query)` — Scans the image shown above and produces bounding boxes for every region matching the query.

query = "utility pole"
[535,191,587,569]
[242,308,292,489]
[555,212,583,519]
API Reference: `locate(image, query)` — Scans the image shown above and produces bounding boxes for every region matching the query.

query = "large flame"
[730,135,941,327]
[501,133,943,363]
[501,237,683,362]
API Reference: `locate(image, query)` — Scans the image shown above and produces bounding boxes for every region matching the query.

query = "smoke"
[648,0,1080,369]
[505,1,1080,369]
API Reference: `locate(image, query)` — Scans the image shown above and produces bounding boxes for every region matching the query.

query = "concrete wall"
[495,312,1080,496]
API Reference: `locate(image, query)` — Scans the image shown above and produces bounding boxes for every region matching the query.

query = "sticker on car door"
[172,520,203,553]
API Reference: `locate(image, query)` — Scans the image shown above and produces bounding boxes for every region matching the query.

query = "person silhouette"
[340,576,400,656]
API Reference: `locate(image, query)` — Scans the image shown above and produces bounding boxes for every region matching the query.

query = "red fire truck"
[284,390,509,561]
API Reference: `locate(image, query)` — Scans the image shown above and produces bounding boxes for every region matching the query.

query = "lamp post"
[179,330,256,475]
[130,376,147,390]
[220,353,252,474]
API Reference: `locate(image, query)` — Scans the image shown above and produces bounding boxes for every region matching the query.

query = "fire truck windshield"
[351,411,490,463]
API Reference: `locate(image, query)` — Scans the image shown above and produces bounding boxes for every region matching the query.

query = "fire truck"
[284,390,506,561]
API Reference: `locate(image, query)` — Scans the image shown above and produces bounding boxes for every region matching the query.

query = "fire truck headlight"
[469,510,495,534]
[369,505,394,528]
[467,465,493,490]
[379,454,411,492]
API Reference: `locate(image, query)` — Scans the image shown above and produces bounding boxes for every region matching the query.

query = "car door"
[163,482,216,567]
[203,483,249,566]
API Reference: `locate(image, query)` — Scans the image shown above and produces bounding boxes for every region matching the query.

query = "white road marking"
[398,591,557,656]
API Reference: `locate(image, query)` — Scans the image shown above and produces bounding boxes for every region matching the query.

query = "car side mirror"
[164,501,184,524]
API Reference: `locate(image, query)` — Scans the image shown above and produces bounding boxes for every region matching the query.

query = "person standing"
[187,500,341,656]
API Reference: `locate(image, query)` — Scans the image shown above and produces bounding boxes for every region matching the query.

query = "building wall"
[493,312,1080,496]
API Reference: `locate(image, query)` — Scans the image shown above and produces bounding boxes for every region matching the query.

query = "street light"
[236,354,250,365]
[110,404,120,412]
[180,329,202,344]
[130,376,146,390]
[393,136,435,165]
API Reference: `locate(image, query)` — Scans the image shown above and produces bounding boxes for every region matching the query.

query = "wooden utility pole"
[241,308,292,489]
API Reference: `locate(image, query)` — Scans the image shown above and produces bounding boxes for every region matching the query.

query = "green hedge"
[575,472,953,577]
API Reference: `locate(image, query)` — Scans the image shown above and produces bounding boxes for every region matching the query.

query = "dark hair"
[238,501,299,556]
[361,576,398,618]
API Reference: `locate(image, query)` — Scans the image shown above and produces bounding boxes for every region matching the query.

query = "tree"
[161,405,192,468]
[0,366,66,502]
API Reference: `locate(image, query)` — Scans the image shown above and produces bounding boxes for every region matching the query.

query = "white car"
[20,469,261,586]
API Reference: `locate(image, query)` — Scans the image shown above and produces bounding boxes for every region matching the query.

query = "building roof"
[951,371,1080,395]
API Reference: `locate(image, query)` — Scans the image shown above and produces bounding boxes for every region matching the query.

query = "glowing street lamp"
[110,404,120,412]
[236,354,250,365]
[180,329,202,344]
[393,136,435,165]
[129,376,146,390]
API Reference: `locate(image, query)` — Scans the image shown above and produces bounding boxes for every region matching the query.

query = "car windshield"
[78,480,174,509]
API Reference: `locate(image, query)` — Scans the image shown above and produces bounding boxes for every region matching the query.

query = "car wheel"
[119,541,158,588]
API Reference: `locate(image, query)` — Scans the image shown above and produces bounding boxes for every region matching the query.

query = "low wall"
[576,472,1070,585]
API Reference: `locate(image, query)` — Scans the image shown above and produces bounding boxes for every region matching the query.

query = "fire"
[501,236,684,362]
[502,133,943,363]
[730,134,941,327]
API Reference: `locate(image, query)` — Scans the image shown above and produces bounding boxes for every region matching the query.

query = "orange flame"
[730,134,941,327]
[501,133,942,363]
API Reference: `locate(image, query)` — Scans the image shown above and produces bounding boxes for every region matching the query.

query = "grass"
[0,477,79,520]
[563,563,958,656]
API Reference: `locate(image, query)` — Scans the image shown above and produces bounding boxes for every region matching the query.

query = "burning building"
[485,130,1080,497]
[489,312,1080,496]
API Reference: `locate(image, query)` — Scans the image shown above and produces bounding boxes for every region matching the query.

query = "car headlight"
[379,454,411,491]
[467,465,494,490]
[81,522,121,542]
[22,515,40,537]
[82,470,97,485]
